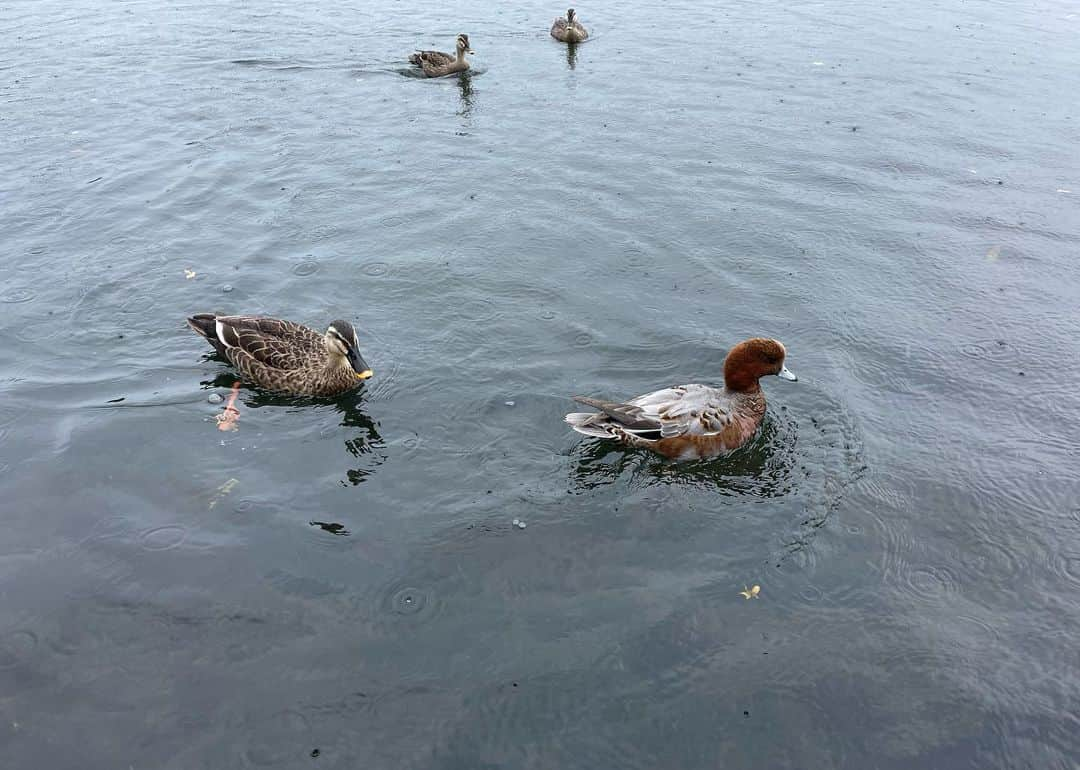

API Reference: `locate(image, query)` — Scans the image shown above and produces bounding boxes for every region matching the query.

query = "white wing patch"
[215,320,238,350]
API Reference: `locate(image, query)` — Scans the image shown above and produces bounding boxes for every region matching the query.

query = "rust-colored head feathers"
[723,338,792,392]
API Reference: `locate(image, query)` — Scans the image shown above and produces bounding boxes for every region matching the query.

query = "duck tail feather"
[565,412,614,438]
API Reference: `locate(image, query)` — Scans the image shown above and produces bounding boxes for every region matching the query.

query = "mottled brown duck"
[409,34,473,77]
[187,314,372,397]
[551,9,588,43]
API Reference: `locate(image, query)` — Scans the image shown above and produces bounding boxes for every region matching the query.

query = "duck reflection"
[203,373,385,486]
[457,70,475,117]
[565,42,579,70]
[335,390,385,485]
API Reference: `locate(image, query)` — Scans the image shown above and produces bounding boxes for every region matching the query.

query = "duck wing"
[570,384,733,440]
[411,49,453,67]
[205,315,321,372]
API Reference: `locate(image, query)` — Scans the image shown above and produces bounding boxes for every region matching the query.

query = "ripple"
[376,580,443,628]
[140,525,188,551]
[458,298,499,322]
[899,563,962,606]
[624,244,648,267]
[1048,550,1080,588]
[954,537,1023,586]
[378,214,407,228]
[362,354,401,402]
[0,407,17,427]
[389,587,427,615]
[307,224,338,241]
[958,338,1012,363]
[538,309,557,321]
[290,259,319,276]
[361,260,390,277]
[1,288,36,304]
[573,332,594,347]
[948,614,1001,653]
[0,629,38,669]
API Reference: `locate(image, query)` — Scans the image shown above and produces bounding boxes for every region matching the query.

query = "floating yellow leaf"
[184,269,197,279]
[209,477,240,509]
[739,584,761,600]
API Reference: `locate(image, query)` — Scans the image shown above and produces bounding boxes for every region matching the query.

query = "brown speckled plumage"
[565,338,795,460]
[410,34,473,77]
[187,314,372,397]
[551,9,588,42]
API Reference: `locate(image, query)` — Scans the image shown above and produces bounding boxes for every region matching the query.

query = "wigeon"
[564,337,797,460]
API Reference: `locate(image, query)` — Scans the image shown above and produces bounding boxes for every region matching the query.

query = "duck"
[186,314,373,397]
[409,34,474,77]
[551,9,589,43]
[564,338,796,460]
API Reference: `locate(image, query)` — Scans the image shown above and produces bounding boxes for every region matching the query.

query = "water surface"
[2,0,1079,767]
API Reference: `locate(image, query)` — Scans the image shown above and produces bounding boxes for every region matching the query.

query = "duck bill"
[348,350,373,380]
[777,365,797,382]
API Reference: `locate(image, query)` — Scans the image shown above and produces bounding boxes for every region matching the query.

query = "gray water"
[3,0,1079,767]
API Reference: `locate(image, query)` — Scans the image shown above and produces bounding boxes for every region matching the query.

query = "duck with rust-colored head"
[187,314,372,397]
[565,338,796,460]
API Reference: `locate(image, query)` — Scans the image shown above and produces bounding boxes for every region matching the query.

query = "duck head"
[324,320,373,380]
[723,338,796,392]
[567,8,577,24]
[456,34,474,57]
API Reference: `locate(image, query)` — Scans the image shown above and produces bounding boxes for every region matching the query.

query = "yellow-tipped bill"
[355,369,374,380]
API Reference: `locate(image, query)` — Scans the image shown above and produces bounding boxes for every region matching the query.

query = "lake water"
[2,0,1079,766]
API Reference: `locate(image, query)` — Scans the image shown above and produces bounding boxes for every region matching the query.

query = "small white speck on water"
[516,520,527,529]
[207,393,223,404]
[222,284,233,293]
[505,400,515,407]
[512,518,520,526]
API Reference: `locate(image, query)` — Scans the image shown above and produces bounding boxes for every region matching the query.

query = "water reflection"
[565,42,579,70]
[457,70,475,116]
[203,372,385,486]
[336,390,386,486]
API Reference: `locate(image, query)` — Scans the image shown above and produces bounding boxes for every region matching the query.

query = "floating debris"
[739,584,761,600]
[222,284,233,293]
[310,521,350,536]
[512,518,527,529]
[208,477,240,509]
[184,269,197,280]
[505,400,515,407]
[215,381,241,431]
[207,392,224,405]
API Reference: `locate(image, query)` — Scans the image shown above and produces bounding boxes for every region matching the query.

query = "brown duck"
[551,9,588,43]
[409,34,474,77]
[187,314,372,397]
